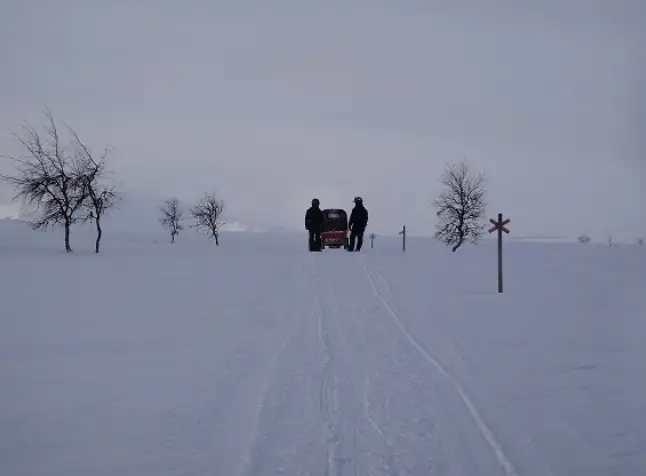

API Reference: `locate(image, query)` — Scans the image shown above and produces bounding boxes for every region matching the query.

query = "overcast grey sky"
[1,1,644,239]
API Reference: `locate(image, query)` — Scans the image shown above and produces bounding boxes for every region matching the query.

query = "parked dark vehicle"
[321,208,348,249]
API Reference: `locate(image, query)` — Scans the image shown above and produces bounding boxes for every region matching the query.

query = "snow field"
[1,225,645,475]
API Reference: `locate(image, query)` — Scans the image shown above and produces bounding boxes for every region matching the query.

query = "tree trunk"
[64,220,72,252]
[452,236,464,252]
[452,224,465,252]
[95,217,103,253]
[171,232,175,244]
[214,232,219,246]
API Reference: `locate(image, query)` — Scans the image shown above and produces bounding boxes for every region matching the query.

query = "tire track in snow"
[362,375,404,476]
[236,260,311,476]
[362,262,520,476]
[315,260,396,475]
[317,298,341,476]
[312,259,342,476]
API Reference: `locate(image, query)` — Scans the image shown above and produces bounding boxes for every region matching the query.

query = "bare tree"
[190,192,225,245]
[433,162,486,252]
[578,234,591,244]
[0,109,88,252]
[70,130,117,253]
[159,198,184,243]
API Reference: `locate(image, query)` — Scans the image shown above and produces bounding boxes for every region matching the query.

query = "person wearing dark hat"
[348,196,368,251]
[305,198,324,251]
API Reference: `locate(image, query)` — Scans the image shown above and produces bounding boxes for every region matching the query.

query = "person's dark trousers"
[309,230,322,251]
[348,228,364,251]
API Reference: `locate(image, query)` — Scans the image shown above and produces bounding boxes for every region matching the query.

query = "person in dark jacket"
[305,198,324,251]
[348,196,368,251]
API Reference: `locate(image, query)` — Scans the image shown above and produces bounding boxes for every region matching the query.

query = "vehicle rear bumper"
[321,231,347,245]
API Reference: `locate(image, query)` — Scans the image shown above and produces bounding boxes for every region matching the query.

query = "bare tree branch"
[0,109,88,252]
[190,192,224,245]
[70,129,118,253]
[0,109,118,253]
[433,162,486,252]
[159,198,184,243]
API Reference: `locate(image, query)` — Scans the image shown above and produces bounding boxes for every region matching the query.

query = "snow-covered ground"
[1,222,645,475]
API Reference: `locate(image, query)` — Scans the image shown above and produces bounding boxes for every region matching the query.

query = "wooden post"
[497,215,503,293]
[399,225,406,252]
[488,213,510,293]
[370,233,375,249]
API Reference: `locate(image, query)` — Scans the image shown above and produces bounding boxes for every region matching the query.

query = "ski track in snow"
[235,261,309,476]
[233,251,524,475]
[172,260,309,476]
[314,260,341,476]
[362,374,400,476]
[361,259,520,476]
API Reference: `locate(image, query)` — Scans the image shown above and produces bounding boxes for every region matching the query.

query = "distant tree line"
[2,110,641,253]
[0,109,116,253]
[159,192,224,245]
[1,109,226,252]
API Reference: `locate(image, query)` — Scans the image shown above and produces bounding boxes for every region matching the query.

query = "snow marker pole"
[488,213,510,294]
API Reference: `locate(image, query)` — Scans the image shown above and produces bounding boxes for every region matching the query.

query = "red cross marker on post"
[488,213,511,293]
